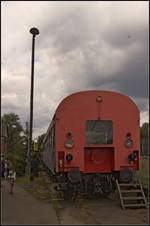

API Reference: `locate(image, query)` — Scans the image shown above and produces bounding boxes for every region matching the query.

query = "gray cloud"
[2,1,149,137]
[85,39,148,99]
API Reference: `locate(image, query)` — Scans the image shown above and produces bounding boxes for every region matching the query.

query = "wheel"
[63,185,78,200]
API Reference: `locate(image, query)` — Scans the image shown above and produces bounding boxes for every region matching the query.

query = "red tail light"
[58,151,64,168]
[59,159,63,167]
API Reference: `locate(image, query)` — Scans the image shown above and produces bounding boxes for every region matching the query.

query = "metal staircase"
[116,179,148,210]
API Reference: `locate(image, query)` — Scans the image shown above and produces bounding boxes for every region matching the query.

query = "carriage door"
[85,120,114,172]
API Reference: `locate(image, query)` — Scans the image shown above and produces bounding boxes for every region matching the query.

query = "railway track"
[26,169,148,225]
[38,170,105,223]
[38,171,112,223]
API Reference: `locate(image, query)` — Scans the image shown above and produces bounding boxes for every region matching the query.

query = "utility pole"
[25,121,30,175]
[27,27,40,181]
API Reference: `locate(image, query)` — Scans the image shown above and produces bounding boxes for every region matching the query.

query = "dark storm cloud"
[38,4,148,100]
[86,40,148,99]
[38,5,148,124]
[115,52,148,99]
[2,1,148,137]
[38,4,104,54]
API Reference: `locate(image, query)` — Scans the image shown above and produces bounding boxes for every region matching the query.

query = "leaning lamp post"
[27,27,39,181]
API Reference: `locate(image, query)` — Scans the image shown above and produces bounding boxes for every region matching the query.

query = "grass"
[137,157,149,188]
[17,174,47,187]
[17,175,52,201]
[17,176,31,185]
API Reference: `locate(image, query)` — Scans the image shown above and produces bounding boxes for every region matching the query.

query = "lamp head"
[30,27,40,36]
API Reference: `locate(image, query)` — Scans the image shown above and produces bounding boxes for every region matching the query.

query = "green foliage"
[17,176,31,185]
[30,151,43,177]
[2,113,27,176]
[33,176,46,186]
[2,113,23,152]
[37,133,46,150]
[17,175,52,202]
[137,158,149,188]
[140,122,149,156]
[140,122,148,138]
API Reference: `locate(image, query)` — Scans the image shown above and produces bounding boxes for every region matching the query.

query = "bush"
[5,152,26,177]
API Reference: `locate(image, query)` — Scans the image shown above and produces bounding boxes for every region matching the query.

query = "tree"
[2,113,27,176]
[140,122,149,156]
[2,113,23,152]
[37,133,46,151]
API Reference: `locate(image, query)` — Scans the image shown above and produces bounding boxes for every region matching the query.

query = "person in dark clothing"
[7,159,12,176]
[1,159,5,178]
[4,159,12,179]
[30,158,38,180]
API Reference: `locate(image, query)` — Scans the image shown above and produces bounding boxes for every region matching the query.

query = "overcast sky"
[2,1,149,139]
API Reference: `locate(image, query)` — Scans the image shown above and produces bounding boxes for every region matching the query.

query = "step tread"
[121,189,142,193]
[124,203,147,207]
[123,196,145,200]
[119,184,139,186]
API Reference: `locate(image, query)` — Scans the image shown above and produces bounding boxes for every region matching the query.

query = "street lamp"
[27,27,39,180]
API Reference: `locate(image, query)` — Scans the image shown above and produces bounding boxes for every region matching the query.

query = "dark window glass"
[86,120,113,145]
[49,126,55,149]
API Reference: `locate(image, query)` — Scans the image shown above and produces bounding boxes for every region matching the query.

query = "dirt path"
[54,197,149,225]
[1,178,149,225]
[1,179,58,225]
[74,197,149,225]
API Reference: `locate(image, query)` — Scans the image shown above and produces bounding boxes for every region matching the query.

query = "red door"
[84,147,114,173]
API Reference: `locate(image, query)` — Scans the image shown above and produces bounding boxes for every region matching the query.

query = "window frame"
[86,120,113,145]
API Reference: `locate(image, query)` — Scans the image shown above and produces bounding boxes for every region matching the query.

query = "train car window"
[50,130,52,148]
[51,129,54,149]
[49,126,55,150]
[48,133,50,148]
[53,127,55,148]
[86,120,113,145]
[46,137,49,151]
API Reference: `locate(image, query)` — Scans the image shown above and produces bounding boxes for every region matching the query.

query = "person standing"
[4,158,12,179]
[8,170,16,194]
[7,159,12,177]
[1,155,5,178]
[4,160,8,179]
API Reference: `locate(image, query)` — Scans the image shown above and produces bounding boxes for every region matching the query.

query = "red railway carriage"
[41,90,140,198]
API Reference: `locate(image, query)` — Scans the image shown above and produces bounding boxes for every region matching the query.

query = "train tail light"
[125,132,133,148]
[59,159,63,167]
[64,140,74,148]
[65,132,74,148]
[124,139,133,148]
[58,151,64,168]
[66,153,73,162]
[128,152,137,162]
